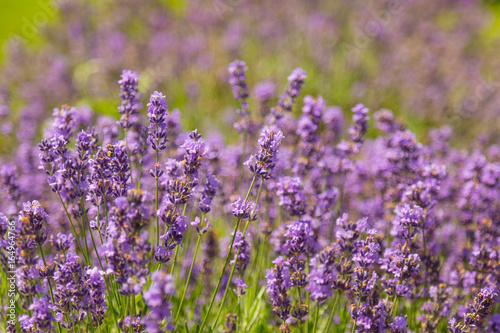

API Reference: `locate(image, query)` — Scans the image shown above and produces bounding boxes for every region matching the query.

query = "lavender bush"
[1,0,500,157]
[0,59,499,333]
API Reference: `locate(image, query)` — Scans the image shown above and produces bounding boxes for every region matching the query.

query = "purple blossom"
[254,81,275,102]
[246,127,284,180]
[228,59,249,108]
[147,91,169,153]
[276,176,307,216]
[118,70,141,129]
[231,198,255,219]
[85,267,107,326]
[199,174,218,213]
[144,272,174,333]
[266,257,292,321]
[306,246,336,303]
[272,68,307,119]
[180,130,207,179]
[191,216,213,235]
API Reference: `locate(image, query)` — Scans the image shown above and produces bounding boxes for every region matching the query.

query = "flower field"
[0,0,499,332]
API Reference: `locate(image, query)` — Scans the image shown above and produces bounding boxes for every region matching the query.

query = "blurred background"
[1,0,500,155]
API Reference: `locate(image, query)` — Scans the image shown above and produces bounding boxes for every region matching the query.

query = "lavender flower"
[21,296,54,332]
[199,174,218,213]
[118,70,141,129]
[230,231,250,274]
[272,68,307,119]
[147,91,169,153]
[144,272,174,333]
[276,176,307,216]
[0,164,20,205]
[191,216,213,235]
[109,142,130,198]
[266,257,292,322]
[306,246,336,303]
[245,127,284,180]
[180,130,207,179]
[85,267,107,326]
[231,198,255,219]
[228,59,249,109]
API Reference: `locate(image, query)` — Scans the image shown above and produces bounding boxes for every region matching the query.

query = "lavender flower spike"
[118,69,141,129]
[228,59,249,108]
[272,68,307,119]
[147,91,169,153]
[245,127,284,180]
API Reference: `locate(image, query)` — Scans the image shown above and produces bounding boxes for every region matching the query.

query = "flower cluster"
[1,59,499,333]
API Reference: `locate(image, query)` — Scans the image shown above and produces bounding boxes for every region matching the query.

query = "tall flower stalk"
[118,70,142,185]
[146,91,169,247]
[228,60,251,192]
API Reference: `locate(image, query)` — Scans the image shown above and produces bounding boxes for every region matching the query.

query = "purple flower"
[0,164,20,204]
[180,130,207,179]
[87,145,113,206]
[85,267,107,326]
[276,176,307,216]
[199,174,218,213]
[283,220,317,256]
[254,81,275,102]
[144,272,174,333]
[118,70,141,129]
[230,231,251,274]
[390,316,409,332]
[233,278,248,297]
[228,59,249,108]
[118,316,144,333]
[27,296,54,332]
[352,231,380,268]
[147,91,169,153]
[266,257,292,321]
[50,105,78,140]
[109,142,130,198]
[53,252,88,328]
[191,216,213,235]
[231,198,255,219]
[246,127,284,180]
[272,68,307,119]
[349,103,369,144]
[49,233,74,252]
[306,246,336,303]
[104,191,151,294]
[154,245,172,263]
[395,203,424,228]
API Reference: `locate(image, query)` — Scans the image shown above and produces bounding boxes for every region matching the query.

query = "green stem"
[306,259,310,333]
[332,172,346,241]
[389,295,398,317]
[198,217,241,333]
[56,191,89,265]
[80,198,105,270]
[38,243,63,333]
[80,206,92,265]
[212,179,264,329]
[312,304,320,333]
[324,292,341,332]
[251,234,266,298]
[174,233,202,325]
[236,124,248,192]
[131,294,136,316]
[198,176,257,333]
[81,197,124,317]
